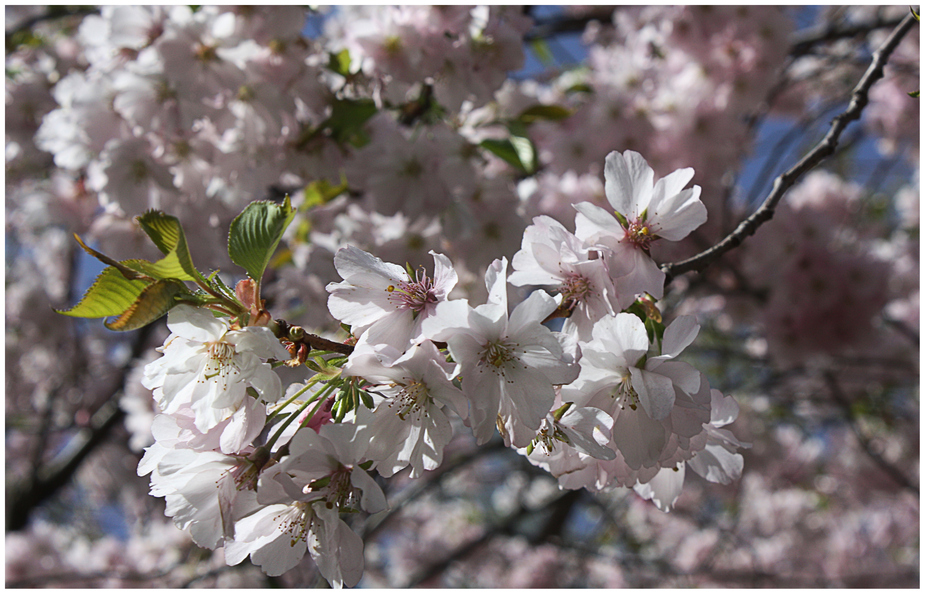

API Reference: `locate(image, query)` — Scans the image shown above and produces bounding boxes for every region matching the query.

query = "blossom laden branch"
[661,12,918,283]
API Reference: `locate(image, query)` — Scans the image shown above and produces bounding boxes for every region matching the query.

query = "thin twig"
[661,13,918,283]
[6,324,157,532]
[823,370,919,495]
[790,12,908,58]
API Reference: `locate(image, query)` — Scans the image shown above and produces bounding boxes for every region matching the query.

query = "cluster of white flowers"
[138,150,747,587]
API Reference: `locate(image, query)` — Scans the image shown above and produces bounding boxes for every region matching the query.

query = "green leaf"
[328,48,352,77]
[480,138,524,171]
[206,270,237,301]
[57,265,152,319]
[228,195,297,282]
[326,98,378,146]
[564,82,594,95]
[302,178,348,210]
[909,90,920,98]
[480,137,537,174]
[517,104,572,124]
[509,135,537,173]
[529,38,554,66]
[104,279,190,331]
[295,98,378,149]
[135,211,204,282]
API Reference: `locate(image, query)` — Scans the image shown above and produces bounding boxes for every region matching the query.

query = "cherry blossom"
[426,258,579,448]
[574,150,707,299]
[509,214,630,341]
[141,305,290,436]
[344,340,468,478]
[225,423,387,584]
[326,245,457,352]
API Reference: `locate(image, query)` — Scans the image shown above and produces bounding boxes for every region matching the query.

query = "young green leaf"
[103,279,190,331]
[135,211,205,282]
[480,137,537,174]
[516,104,572,124]
[328,48,352,77]
[56,265,152,319]
[228,195,297,283]
[302,178,348,210]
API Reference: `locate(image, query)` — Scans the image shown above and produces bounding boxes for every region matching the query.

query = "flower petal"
[629,366,676,421]
[604,150,655,217]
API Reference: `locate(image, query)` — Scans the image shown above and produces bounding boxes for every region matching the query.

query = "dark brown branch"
[402,497,535,587]
[274,318,354,355]
[661,13,918,283]
[790,12,908,58]
[6,324,156,532]
[823,371,919,496]
[361,441,507,541]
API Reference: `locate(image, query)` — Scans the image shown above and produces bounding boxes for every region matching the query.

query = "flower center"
[385,267,440,314]
[277,502,313,547]
[229,458,260,491]
[203,341,239,382]
[302,466,359,511]
[387,380,430,422]
[624,219,655,250]
[481,339,516,371]
[613,372,640,411]
[530,422,569,455]
[560,271,594,304]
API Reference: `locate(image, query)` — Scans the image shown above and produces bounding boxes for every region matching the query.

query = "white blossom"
[574,150,707,298]
[425,258,579,448]
[141,305,290,437]
[327,245,457,352]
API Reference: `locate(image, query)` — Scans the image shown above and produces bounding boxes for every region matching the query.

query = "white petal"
[709,390,740,427]
[688,445,744,485]
[604,150,655,217]
[651,166,694,204]
[649,186,707,241]
[633,464,686,511]
[484,257,508,309]
[429,251,458,297]
[630,367,676,421]
[660,315,700,359]
[611,407,667,470]
[613,248,666,299]
[167,304,227,343]
[647,360,701,396]
[507,290,558,337]
[560,407,615,460]
[332,244,407,286]
[351,467,388,514]
[574,202,621,242]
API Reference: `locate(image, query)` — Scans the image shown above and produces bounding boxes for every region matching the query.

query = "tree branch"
[823,370,919,496]
[789,12,908,58]
[661,13,918,283]
[6,324,156,532]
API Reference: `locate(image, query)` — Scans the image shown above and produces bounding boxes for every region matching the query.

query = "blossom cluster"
[136,149,747,586]
[6,5,917,589]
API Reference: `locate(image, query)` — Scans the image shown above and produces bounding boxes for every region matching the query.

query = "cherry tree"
[6,5,918,588]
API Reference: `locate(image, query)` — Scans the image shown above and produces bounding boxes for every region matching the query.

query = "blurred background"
[5,5,919,587]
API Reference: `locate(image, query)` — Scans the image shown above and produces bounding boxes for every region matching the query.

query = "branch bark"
[661,13,918,283]
[823,371,920,496]
[6,323,157,532]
